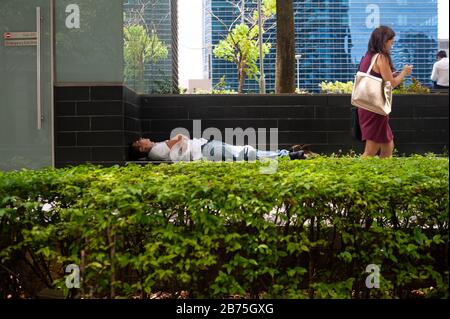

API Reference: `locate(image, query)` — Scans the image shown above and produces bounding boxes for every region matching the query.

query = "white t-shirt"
[148,142,171,161]
[148,138,208,162]
[431,58,449,87]
[169,137,208,162]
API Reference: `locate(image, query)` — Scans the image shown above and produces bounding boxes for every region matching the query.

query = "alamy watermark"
[169,119,281,174]
[365,264,380,289]
[65,264,80,289]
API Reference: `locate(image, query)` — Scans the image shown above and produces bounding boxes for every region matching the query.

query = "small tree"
[123,24,168,89]
[211,0,276,93]
[214,24,270,93]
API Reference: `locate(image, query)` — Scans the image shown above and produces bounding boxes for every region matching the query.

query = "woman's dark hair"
[368,25,396,70]
[128,140,148,161]
[437,50,447,59]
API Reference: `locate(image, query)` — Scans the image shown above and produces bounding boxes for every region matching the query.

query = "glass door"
[0,0,53,170]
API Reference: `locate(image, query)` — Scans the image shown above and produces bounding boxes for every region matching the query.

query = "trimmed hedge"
[0,156,448,299]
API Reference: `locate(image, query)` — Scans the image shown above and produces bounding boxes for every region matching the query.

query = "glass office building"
[204,0,438,92]
[203,0,212,79]
[123,0,178,94]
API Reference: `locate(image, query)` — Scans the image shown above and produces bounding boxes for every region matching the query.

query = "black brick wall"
[141,94,449,155]
[124,86,142,151]
[55,87,448,166]
[54,85,141,167]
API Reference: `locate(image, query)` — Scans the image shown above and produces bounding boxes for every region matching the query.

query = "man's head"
[129,138,155,160]
[437,50,447,60]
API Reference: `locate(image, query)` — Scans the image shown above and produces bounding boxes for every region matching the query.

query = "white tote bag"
[351,53,393,116]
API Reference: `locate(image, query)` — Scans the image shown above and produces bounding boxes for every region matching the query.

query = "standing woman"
[358,26,413,158]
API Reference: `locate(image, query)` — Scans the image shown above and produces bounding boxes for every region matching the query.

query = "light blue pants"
[201,140,289,161]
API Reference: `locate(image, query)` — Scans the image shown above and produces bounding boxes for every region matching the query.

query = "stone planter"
[54,86,449,167]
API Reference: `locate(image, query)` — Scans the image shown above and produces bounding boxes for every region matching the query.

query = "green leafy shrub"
[319,81,354,94]
[295,88,311,94]
[393,77,431,94]
[320,77,431,95]
[185,76,238,95]
[191,89,238,95]
[0,156,448,299]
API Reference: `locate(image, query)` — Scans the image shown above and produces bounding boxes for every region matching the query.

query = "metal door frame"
[50,0,55,167]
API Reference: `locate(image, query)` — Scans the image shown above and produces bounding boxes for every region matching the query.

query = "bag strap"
[367,53,379,74]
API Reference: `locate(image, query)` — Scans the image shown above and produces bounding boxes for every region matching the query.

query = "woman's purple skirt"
[358,108,394,143]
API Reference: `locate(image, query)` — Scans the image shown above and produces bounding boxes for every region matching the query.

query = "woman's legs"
[380,140,394,158]
[362,140,380,157]
[362,140,394,158]
[202,140,235,161]
[255,149,290,160]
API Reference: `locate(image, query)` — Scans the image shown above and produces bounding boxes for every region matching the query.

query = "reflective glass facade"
[124,0,178,94]
[204,0,438,93]
[203,0,212,79]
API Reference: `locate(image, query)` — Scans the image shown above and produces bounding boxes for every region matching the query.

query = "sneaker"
[290,144,313,152]
[289,150,306,160]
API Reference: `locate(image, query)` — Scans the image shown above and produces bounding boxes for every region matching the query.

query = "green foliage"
[187,77,238,95]
[214,24,271,93]
[210,89,238,94]
[212,75,238,94]
[295,88,311,94]
[320,81,354,94]
[393,77,431,94]
[178,87,188,94]
[252,0,276,20]
[153,77,179,94]
[210,76,238,94]
[215,75,227,91]
[124,24,168,85]
[319,78,432,95]
[0,156,448,299]
[192,89,238,95]
[213,0,275,93]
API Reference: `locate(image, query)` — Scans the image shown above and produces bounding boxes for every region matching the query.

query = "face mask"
[148,142,170,160]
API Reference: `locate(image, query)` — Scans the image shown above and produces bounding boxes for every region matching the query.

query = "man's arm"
[165,134,186,149]
[431,63,438,82]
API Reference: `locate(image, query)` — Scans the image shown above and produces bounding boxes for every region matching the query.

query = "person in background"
[357,26,413,158]
[431,50,449,89]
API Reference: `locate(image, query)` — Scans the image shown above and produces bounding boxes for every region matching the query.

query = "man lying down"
[129,134,316,162]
